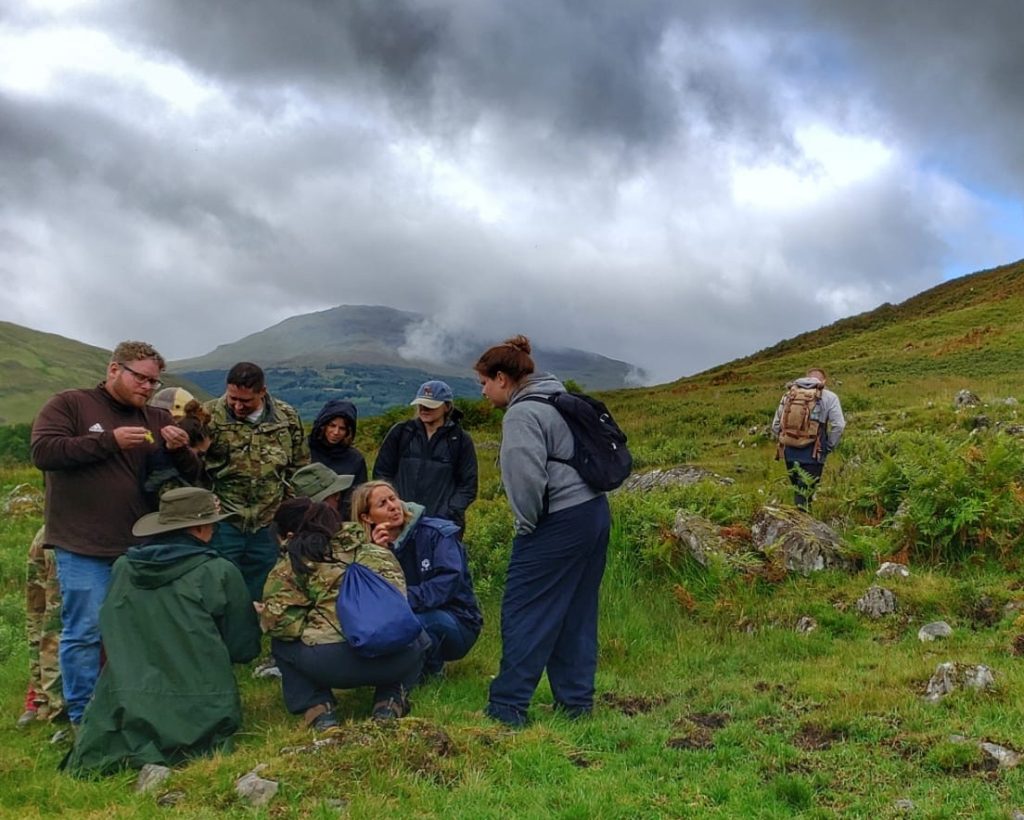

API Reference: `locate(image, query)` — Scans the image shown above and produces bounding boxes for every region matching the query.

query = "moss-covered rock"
[750,506,860,575]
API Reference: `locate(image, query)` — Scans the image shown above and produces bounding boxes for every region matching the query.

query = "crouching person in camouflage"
[18,526,64,728]
[261,498,429,730]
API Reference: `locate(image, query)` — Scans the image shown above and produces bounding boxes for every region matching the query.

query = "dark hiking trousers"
[486,494,610,726]
[271,633,428,714]
[786,460,825,510]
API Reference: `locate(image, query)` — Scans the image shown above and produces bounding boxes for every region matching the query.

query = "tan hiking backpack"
[776,383,824,459]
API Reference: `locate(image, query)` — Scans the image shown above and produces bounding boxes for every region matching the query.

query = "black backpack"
[519,392,632,491]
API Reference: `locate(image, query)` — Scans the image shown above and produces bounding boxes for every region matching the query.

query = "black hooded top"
[308,399,368,516]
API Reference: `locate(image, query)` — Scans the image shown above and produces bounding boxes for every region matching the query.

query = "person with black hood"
[373,381,478,533]
[63,488,260,775]
[309,399,367,518]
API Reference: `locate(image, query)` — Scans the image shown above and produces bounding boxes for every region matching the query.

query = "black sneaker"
[308,706,339,732]
[371,697,409,721]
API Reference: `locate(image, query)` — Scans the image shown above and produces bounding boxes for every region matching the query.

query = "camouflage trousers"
[26,526,63,719]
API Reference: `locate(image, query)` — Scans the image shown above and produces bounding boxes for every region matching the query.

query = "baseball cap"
[410,380,454,409]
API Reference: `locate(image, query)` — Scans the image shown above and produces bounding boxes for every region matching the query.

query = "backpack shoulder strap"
[397,420,418,457]
[514,394,565,463]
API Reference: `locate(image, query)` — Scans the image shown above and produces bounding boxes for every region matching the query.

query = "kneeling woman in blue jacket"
[352,480,482,677]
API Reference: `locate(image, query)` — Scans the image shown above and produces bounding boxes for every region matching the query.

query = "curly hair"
[110,341,165,370]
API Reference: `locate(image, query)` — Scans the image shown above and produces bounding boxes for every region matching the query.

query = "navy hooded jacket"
[392,505,483,635]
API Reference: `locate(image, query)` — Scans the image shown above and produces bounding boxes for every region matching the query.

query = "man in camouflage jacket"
[261,521,427,727]
[204,362,308,601]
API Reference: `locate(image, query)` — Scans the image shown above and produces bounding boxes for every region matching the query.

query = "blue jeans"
[207,521,279,601]
[416,609,479,675]
[486,495,610,727]
[54,549,116,723]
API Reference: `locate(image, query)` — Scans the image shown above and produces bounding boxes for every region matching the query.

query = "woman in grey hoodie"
[474,335,610,727]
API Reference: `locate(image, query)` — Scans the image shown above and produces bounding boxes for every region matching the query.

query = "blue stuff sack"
[336,562,422,657]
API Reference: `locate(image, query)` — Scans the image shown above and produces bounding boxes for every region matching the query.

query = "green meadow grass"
[4,455,1024,817]
[5,259,1024,815]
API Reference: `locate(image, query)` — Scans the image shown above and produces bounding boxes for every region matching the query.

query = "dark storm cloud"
[1,1,1021,383]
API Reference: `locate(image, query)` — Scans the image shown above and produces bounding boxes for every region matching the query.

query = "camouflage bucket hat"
[291,463,355,503]
[132,487,232,537]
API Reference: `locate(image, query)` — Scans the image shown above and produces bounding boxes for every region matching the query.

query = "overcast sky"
[1,0,1022,384]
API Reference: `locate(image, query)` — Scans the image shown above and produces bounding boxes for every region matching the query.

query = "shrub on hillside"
[0,424,31,465]
[848,431,1024,562]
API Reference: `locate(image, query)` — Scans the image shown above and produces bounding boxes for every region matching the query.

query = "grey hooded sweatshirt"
[770,376,846,463]
[500,373,602,535]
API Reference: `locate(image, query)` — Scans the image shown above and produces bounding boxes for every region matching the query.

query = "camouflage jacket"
[203,392,309,532]
[260,522,408,645]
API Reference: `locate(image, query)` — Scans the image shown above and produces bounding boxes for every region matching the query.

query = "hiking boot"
[553,702,592,720]
[484,703,529,728]
[50,726,75,745]
[304,703,339,733]
[371,697,409,722]
[252,658,282,679]
[15,709,37,730]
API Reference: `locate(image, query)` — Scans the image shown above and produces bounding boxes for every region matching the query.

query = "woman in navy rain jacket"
[352,480,482,677]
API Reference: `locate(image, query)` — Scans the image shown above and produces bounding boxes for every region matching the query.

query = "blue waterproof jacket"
[392,505,482,634]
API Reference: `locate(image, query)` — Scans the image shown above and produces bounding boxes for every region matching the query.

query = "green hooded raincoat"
[64,537,261,776]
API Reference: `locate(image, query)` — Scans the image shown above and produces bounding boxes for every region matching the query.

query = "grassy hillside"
[0,323,208,426]
[5,259,1024,815]
[0,323,112,426]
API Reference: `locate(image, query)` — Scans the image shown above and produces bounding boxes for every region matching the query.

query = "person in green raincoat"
[63,487,260,776]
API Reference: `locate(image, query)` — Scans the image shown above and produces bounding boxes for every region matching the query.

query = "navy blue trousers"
[786,460,825,510]
[416,609,479,675]
[271,634,428,715]
[486,494,610,726]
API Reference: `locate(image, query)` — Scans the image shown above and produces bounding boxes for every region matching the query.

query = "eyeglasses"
[118,362,163,390]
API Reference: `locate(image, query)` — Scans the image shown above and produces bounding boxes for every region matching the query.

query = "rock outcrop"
[750,506,860,575]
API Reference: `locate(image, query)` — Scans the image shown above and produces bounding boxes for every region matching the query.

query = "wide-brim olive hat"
[132,487,233,537]
[291,462,355,503]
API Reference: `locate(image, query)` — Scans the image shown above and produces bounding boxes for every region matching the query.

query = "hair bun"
[182,399,211,425]
[504,334,532,355]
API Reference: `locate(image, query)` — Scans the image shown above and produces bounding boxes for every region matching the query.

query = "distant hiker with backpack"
[771,367,846,510]
[475,335,627,727]
[373,380,478,534]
